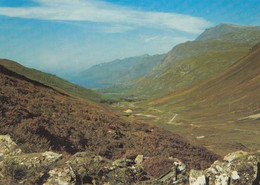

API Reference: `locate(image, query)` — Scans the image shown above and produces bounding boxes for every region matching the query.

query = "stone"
[135,155,144,167]
[0,135,22,157]
[44,151,112,185]
[42,151,63,162]
[0,151,63,183]
[223,150,249,162]
[1,148,259,185]
[112,158,134,168]
[124,109,133,114]
[206,160,230,185]
[189,169,206,185]
[190,151,260,185]
[158,158,188,184]
[160,170,177,183]
[44,164,76,185]
[172,158,186,173]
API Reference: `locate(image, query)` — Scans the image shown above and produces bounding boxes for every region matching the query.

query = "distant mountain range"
[122,24,260,98]
[71,54,165,88]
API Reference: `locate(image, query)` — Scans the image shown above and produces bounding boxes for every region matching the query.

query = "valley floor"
[110,101,260,157]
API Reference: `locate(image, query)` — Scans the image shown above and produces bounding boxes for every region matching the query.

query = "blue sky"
[0,0,259,77]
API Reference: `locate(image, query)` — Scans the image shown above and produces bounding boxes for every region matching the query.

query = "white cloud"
[0,0,211,34]
[99,25,135,33]
[145,36,160,43]
[144,35,190,44]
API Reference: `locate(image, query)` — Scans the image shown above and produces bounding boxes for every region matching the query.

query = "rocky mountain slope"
[0,63,220,181]
[71,54,165,88]
[0,136,259,184]
[0,59,103,102]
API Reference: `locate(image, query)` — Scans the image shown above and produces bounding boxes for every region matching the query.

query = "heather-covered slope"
[72,54,165,88]
[0,59,102,102]
[0,64,219,170]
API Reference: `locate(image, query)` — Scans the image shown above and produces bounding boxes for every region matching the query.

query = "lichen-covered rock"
[43,163,76,185]
[1,149,259,184]
[223,150,249,162]
[8,151,62,169]
[135,155,144,167]
[190,169,206,185]
[44,151,112,185]
[112,157,135,168]
[0,151,63,183]
[108,156,149,184]
[159,157,188,184]
[190,151,260,185]
[0,135,22,157]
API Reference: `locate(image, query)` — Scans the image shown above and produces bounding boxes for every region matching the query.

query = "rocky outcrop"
[0,135,259,184]
[0,135,22,157]
[43,153,188,185]
[190,151,260,185]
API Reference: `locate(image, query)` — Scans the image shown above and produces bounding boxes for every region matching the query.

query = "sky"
[0,0,259,77]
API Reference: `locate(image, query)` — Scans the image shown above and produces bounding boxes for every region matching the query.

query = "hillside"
[0,64,219,172]
[72,54,165,88]
[155,42,260,124]
[122,43,260,156]
[0,59,102,102]
[123,24,260,99]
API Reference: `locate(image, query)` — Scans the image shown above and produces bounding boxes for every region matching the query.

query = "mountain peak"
[196,23,260,41]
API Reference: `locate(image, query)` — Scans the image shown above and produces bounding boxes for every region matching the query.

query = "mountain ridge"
[196,23,260,41]
[72,54,165,88]
[120,24,260,99]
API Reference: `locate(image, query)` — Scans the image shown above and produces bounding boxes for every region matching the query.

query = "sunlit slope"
[0,59,102,102]
[155,43,260,117]
[151,43,260,154]
[131,25,260,99]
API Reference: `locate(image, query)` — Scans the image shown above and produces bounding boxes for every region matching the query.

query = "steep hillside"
[0,64,219,170]
[72,54,165,88]
[155,42,260,118]
[144,43,260,155]
[0,59,102,102]
[127,24,260,99]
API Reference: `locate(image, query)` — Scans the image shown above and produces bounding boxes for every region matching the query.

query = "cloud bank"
[0,0,211,34]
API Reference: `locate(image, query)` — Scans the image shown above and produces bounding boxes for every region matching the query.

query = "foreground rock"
[0,135,22,157]
[0,135,259,184]
[0,151,63,183]
[44,152,188,185]
[190,150,260,185]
